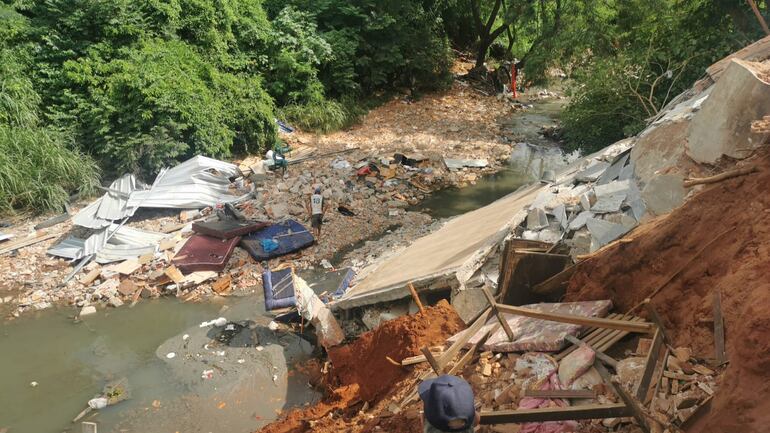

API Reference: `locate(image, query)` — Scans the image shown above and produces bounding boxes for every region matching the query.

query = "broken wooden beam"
[407,282,425,314]
[683,165,758,187]
[635,327,664,401]
[494,303,654,333]
[34,213,70,230]
[564,334,618,368]
[523,389,597,399]
[482,287,515,341]
[479,403,630,424]
[0,232,58,255]
[713,289,727,365]
[420,346,441,375]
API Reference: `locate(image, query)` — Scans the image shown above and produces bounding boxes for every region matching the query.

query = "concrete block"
[591,192,626,213]
[568,210,594,231]
[586,218,631,251]
[451,287,490,324]
[569,228,592,258]
[631,119,690,184]
[550,204,568,229]
[79,305,97,317]
[642,174,686,216]
[526,207,549,230]
[687,59,770,164]
[579,190,596,211]
[575,160,610,182]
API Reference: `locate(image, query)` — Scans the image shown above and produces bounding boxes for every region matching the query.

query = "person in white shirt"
[306,187,326,237]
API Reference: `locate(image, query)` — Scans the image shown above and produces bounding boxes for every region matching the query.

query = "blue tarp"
[240,219,314,261]
[262,267,355,312]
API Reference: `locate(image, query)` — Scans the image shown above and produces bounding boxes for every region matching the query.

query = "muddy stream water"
[0,96,571,433]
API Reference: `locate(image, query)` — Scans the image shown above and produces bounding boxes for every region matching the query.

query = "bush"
[58,38,276,175]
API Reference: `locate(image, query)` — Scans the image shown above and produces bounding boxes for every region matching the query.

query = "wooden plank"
[523,389,597,399]
[401,350,444,366]
[713,289,727,365]
[594,360,651,433]
[447,323,499,376]
[80,267,101,286]
[479,403,630,424]
[644,302,670,344]
[420,346,441,375]
[0,232,58,255]
[495,303,654,333]
[647,348,669,406]
[564,334,618,368]
[636,327,664,401]
[482,287,515,341]
[407,282,425,314]
[34,213,70,230]
[437,308,493,371]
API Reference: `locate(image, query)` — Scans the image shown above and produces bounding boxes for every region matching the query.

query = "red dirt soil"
[259,300,465,433]
[565,153,770,433]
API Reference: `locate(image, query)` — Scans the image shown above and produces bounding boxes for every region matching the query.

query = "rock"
[586,218,631,251]
[642,174,686,215]
[79,305,97,317]
[568,211,594,231]
[108,296,124,308]
[551,204,568,229]
[569,228,592,258]
[526,207,549,230]
[575,160,610,182]
[451,287,490,323]
[687,59,770,164]
[591,192,626,213]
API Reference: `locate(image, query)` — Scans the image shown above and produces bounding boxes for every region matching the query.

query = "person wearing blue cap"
[419,375,480,432]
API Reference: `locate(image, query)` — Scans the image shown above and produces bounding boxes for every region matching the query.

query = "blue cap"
[418,375,475,431]
[314,187,321,194]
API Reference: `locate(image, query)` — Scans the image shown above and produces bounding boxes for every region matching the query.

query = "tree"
[469,0,511,67]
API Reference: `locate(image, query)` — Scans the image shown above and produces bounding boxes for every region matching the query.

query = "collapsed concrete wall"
[687,59,770,164]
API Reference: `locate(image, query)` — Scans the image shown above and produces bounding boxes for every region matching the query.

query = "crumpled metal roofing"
[48,224,169,264]
[60,156,249,263]
[125,156,247,209]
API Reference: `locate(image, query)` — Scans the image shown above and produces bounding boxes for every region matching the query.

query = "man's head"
[314,186,321,194]
[419,375,476,432]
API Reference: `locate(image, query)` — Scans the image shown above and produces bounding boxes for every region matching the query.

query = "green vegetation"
[1,0,767,212]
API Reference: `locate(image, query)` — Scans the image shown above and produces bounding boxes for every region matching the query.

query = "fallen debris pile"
[260,300,465,433]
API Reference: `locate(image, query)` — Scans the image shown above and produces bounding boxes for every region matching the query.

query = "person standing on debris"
[307,187,326,237]
[419,375,480,433]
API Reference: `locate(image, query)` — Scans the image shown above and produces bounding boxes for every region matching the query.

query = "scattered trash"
[30,381,38,387]
[268,321,280,331]
[88,398,108,410]
[201,369,214,380]
[199,317,228,328]
[166,352,176,359]
[182,334,190,341]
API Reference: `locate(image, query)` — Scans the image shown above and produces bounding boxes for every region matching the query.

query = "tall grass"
[0,126,99,214]
[279,98,363,133]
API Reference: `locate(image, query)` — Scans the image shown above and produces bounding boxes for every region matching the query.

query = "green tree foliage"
[0,5,98,214]
[560,0,758,152]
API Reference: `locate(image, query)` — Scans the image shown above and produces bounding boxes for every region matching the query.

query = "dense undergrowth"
[0,0,765,213]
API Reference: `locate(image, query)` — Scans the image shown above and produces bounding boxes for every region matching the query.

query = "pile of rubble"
[1,76,547,319]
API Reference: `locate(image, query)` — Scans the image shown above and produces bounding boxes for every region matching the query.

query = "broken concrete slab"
[642,174,686,216]
[596,151,630,185]
[580,190,597,211]
[687,59,770,164]
[551,204,568,230]
[575,160,610,183]
[568,211,594,231]
[631,119,690,185]
[334,184,543,310]
[591,192,626,213]
[526,207,549,230]
[444,158,490,170]
[586,218,632,251]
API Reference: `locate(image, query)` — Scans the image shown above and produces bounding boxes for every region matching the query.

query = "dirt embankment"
[260,300,465,433]
[565,153,770,433]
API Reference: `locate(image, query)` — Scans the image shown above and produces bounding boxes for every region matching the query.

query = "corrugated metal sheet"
[47,225,168,263]
[126,156,247,209]
[95,174,146,220]
[58,156,246,263]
